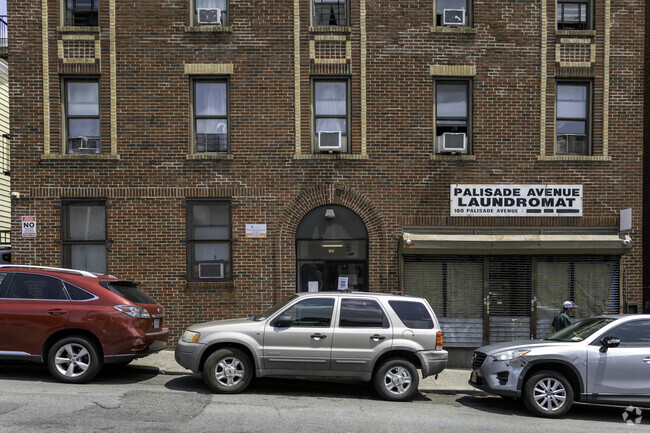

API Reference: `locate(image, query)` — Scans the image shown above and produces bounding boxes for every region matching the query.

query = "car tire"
[203,348,253,394]
[523,370,574,418]
[47,336,102,384]
[373,358,420,401]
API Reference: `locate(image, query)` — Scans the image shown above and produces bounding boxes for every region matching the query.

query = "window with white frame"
[187,200,232,281]
[313,79,349,153]
[64,79,100,154]
[313,0,348,27]
[194,0,228,26]
[557,0,591,31]
[436,0,470,27]
[556,81,590,155]
[192,79,229,153]
[435,79,470,154]
[65,0,99,26]
[62,200,107,274]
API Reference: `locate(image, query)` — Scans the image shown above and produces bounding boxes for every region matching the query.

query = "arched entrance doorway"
[296,205,368,292]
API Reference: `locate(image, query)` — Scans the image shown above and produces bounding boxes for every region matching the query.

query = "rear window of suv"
[100,281,157,304]
[388,300,434,329]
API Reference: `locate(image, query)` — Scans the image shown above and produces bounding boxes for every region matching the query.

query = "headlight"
[181,330,200,343]
[491,349,530,361]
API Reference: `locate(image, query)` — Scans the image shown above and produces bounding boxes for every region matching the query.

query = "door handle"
[370,334,386,341]
[310,333,327,341]
[643,357,650,364]
[47,309,67,316]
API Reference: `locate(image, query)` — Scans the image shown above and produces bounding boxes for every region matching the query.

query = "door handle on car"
[370,334,386,341]
[310,333,327,341]
[47,309,67,316]
[643,357,650,364]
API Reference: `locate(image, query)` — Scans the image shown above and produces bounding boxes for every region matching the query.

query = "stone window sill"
[185,25,232,33]
[57,26,100,33]
[41,153,120,160]
[186,153,234,160]
[294,153,368,160]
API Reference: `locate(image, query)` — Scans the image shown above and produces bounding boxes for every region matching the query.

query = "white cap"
[563,301,578,309]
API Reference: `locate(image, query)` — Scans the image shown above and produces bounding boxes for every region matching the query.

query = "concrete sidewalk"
[130,350,484,395]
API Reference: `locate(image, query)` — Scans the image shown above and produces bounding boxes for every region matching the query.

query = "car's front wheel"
[373,358,420,401]
[203,348,253,394]
[523,370,574,418]
[47,336,102,384]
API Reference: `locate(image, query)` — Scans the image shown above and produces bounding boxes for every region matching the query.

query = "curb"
[130,365,488,395]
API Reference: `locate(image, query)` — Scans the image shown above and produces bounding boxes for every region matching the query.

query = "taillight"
[435,331,444,350]
[114,305,151,319]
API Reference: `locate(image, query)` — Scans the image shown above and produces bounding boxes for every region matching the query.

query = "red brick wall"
[9,0,645,338]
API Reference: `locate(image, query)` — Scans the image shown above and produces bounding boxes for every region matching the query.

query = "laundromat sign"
[450,184,582,217]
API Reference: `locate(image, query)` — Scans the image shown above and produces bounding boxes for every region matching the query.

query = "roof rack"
[0,265,102,278]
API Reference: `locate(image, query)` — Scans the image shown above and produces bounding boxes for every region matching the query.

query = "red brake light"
[435,331,444,350]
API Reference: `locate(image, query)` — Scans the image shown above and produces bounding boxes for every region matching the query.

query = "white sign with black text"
[450,184,583,217]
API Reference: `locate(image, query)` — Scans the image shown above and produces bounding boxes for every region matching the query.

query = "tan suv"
[175,291,447,401]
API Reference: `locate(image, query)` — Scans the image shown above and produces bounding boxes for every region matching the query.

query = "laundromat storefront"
[399,229,632,366]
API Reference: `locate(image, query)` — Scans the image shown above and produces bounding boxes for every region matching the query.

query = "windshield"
[251,295,297,321]
[546,317,617,342]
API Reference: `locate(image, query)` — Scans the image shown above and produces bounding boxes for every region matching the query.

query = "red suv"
[0,265,169,383]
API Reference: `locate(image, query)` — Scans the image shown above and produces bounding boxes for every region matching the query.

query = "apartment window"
[313,79,349,153]
[313,0,348,27]
[192,79,229,154]
[194,0,228,26]
[187,200,232,281]
[556,82,590,155]
[62,200,107,274]
[436,0,470,27]
[557,0,590,30]
[435,80,470,154]
[65,0,99,26]
[64,79,100,154]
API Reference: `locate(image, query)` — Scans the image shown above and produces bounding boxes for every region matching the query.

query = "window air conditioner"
[68,136,100,154]
[198,262,225,279]
[443,9,465,26]
[317,131,342,152]
[197,8,222,25]
[440,132,467,153]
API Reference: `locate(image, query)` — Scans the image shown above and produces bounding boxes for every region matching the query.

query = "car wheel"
[373,358,420,401]
[523,370,574,418]
[47,336,102,384]
[203,348,253,394]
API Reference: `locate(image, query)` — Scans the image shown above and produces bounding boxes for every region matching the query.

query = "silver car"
[175,291,447,401]
[469,314,650,417]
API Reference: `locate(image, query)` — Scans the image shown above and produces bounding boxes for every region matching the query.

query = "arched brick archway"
[274,184,390,300]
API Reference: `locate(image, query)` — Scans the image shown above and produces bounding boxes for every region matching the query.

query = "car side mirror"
[273,315,293,328]
[599,336,621,353]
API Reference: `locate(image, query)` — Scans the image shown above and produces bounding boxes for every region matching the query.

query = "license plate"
[471,371,477,383]
[153,319,160,329]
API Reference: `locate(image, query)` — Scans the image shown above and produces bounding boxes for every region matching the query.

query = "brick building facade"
[9,1,644,365]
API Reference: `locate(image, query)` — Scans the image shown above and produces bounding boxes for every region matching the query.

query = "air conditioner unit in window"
[317,131,342,152]
[439,132,467,153]
[198,262,225,279]
[197,8,222,25]
[443,9,465,26]
[68,136,101,154]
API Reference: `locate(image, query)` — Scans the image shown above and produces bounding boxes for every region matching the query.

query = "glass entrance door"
[322,261,365,291]
[296,205,369,292]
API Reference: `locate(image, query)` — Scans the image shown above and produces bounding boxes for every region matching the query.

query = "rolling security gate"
[403,256,484,347]
[403,255,620,346]
[535,256,620,339]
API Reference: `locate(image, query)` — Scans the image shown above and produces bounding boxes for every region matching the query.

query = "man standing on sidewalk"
[551,301,577,333]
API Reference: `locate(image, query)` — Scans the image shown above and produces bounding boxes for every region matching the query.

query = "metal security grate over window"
[403,254,620,347]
